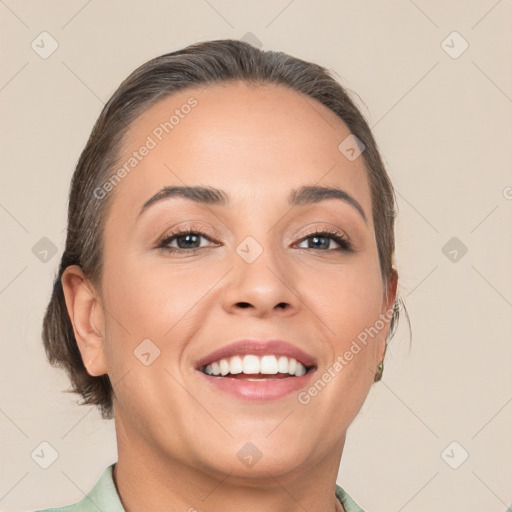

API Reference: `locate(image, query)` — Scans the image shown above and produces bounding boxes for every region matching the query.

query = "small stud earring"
[374,362,384,382]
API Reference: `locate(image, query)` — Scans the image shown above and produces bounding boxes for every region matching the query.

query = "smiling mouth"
[199,354,315,380]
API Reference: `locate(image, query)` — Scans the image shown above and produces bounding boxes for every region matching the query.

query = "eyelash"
[156,227,353,254]
[299,228,352,252]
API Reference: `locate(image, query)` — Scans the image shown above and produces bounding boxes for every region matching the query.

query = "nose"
[221,243,300,318]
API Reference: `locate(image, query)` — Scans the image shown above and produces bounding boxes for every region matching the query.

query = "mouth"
[194,340,317,400]
[200,354,314,380]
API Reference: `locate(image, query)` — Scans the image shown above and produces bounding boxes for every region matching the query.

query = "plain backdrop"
[1,1,511,511]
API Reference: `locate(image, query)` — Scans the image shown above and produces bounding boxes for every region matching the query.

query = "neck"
[112,416,346,512]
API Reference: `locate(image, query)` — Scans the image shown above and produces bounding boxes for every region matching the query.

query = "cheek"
[298,254,384,408]
[102,253,220,336]
[299,268,383,428]
[302,256,385,344]
[99,251,230,384]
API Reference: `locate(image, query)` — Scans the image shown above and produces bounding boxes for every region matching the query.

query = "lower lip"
[197,370,316,401]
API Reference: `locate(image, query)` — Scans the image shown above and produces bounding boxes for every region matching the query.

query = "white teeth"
[230,356,243,374]
[278,356,289,373]
[294,362,307,377]
[211,361,221,376]
[201,354,310,377]
[260,355,278,374]
[242,355,260,374]
[219,359,230,376]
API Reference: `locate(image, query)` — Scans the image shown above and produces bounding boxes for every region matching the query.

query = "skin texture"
[62,82,398,512]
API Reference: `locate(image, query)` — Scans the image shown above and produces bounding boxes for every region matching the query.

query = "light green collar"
[38,464,365,512]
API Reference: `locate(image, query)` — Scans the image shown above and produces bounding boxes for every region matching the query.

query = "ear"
[61,265,108,377]
[377,265,399,363]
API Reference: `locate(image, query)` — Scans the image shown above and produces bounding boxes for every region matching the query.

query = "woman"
[39,39,402,512]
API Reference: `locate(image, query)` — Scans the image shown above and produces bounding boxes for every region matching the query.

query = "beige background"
[1,1,511,511]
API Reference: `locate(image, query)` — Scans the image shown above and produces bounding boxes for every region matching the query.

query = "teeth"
[261,355,278,374]
[288,357,297,375]
[211,361,220,375]
[277,356,288,373]
[219,359,230,376]
[229,356,243,374]
[294,363,306,376]
[201,354,309,377]
[242,355,260,374]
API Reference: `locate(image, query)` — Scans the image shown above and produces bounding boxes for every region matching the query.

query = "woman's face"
[93,82,396,477]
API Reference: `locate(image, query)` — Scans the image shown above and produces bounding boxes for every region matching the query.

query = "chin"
[192,435,316,480]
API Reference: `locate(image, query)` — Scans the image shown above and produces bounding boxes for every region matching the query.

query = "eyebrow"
[138,185,367,223]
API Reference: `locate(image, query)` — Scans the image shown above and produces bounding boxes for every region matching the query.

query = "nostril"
[236,302,252,308]
[276,302,288,309]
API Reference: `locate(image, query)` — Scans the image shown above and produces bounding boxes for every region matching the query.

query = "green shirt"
[36,464,365,512]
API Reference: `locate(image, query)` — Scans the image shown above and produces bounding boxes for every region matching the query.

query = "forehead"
[107,82,372,224]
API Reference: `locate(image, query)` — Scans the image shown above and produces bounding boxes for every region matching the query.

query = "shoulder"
[335,484,366,512]
[33,464,124,512]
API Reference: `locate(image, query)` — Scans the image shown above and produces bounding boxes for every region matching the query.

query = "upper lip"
[195,339,317,370]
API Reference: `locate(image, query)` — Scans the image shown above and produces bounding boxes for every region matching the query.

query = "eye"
[295,229,352,252]
[156,227,352,254]
[156,228,219,253]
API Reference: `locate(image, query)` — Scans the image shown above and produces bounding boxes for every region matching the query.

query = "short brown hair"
[43,39,404,420]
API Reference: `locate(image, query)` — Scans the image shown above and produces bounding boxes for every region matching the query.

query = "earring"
[374,362,384,382]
